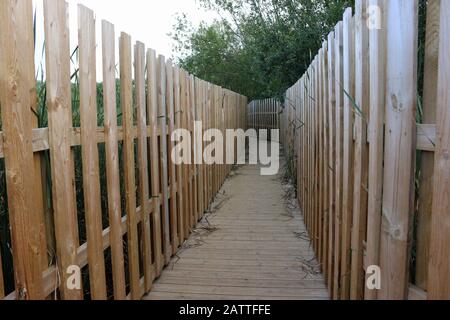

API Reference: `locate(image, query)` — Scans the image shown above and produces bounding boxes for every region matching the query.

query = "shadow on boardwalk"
[144,159,329,300]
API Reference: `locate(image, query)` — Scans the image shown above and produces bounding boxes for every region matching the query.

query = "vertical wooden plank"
[200,81,207,214]
[120,32,140,299]
[181,70,191,237]
[379,0,418,300]
[207,84,213,206]
[195,77,204,219]
[427,0,450,300]
[190,75,199,223]
[321,43,330,281]
[313,57,319,255]
[351,0,370,300]
[340,9,355,300]
[0,0,44,300]
[334,21,344,300]
[157,55,172,264]
[78,5,107,300]
[166,60,179,252]
[101,20,127,300]
[174,67,185,244]
[365,0,386,300]
[43,0,82,300]
[187,77,195,229]
[317,50,324,267]
[31,0,51,282]
[135,41,153,293]
[146,49,163,276]
[415,0,440,290]
[327,31,336,297]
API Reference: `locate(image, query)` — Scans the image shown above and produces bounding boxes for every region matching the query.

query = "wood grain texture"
[44,0,82,300]
[145,165,329,300]
[135,41,153,293]
[120,32,141,300]
[78,5,107,300]
[365,0,386,300]
[158,55,172,264]
[174,67,185,247]
[334,21,344,300]
[0,0,44,300]
[321,45,329,283]
[379,0,418,300]
[327,31,336,297]
[147,49,164,276]
[166,60,179,252]
[340,9,355,300]
[350,0,370,300]
[101,20,127,300]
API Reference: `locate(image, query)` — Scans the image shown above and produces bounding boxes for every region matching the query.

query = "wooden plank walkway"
[144,163,329,300]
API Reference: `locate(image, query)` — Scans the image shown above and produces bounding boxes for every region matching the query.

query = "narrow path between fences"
[145,158,329,300]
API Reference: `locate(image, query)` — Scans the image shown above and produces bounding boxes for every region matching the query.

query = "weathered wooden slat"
[317,49,324,272]
[191,75,199,223]
[427,0,450,300]
[334,21,344,300]
[321,44,330,283]
[135,41,153,293]
[326,31,336,297]
[0,0,44,300]
[340,9,355,300]
[158,55,172,264]
[181,71,191,237]
[350,0,370,300]
[187,75,195,229]
[146,49,163,276]
[173,67,185,246]
[78,5,107,300]
[120,32,141,300]
[44,0,82,300]
[101,20,127,300]
[166,60,179,253]
[365,0,386,300]
[195,78,205,218]
[379,0,418,300]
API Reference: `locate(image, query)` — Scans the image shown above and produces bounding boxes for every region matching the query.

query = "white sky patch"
[33,0,218,81]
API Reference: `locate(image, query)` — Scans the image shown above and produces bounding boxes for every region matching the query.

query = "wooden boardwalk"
[144,163,329,300]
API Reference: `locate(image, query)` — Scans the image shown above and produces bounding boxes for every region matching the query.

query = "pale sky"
[33,0,218,80]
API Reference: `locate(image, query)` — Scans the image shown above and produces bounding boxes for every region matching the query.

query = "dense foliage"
[171,0,354,100]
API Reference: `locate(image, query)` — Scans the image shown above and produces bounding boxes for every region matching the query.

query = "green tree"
[171,0,354,100]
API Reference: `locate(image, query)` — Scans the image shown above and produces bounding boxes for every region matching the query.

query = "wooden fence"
[247,98,281,131]
[0,0,246,300]
[280,0,449,300]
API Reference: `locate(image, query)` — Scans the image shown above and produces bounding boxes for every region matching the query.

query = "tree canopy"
[171,0,354,100]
